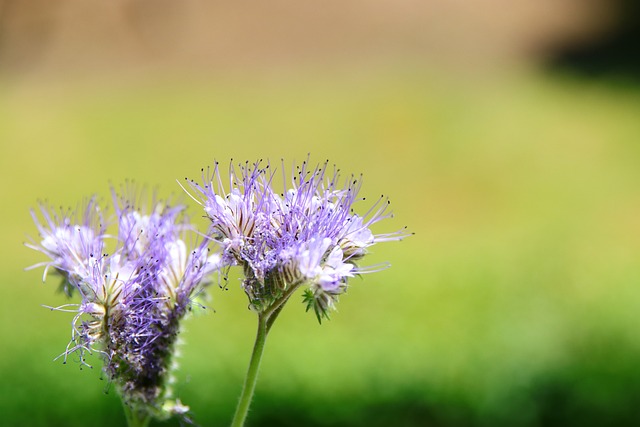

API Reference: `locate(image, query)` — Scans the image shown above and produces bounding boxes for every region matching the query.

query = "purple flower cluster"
[185,158,408,321]
[27,188,220,419]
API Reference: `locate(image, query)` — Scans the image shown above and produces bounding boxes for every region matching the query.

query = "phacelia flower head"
[185,157,409,321]
[27,187,221,420]
[26,198,105,296]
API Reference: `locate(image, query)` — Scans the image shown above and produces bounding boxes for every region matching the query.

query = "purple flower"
[185,158,409,321]
[27,187,221,419]
[25,198,105,296]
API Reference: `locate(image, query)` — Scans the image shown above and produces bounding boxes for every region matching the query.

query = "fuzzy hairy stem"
[230,314,269,427]
[122,399,151,427]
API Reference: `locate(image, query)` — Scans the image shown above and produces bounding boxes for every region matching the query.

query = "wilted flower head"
[26,187,220,420]
[185,158,409,321]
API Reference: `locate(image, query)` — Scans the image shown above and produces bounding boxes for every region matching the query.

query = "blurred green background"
[2,1,640,426]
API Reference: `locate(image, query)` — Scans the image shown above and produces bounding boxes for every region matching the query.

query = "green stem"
[231,285,299,426]
[122,400,151,427]
[231,314,269,427]
[263,284,298,328]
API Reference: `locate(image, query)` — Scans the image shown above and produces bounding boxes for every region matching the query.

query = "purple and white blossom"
[26,198,105,295]
[185,158,408,321]
[27,188,220,420]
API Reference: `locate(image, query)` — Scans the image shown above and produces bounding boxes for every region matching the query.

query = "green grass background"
[1,67,640,426]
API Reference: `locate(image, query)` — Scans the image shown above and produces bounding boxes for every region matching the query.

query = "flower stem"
[230,314,269,427]
[122,400,151,427]
[263,285,298,332]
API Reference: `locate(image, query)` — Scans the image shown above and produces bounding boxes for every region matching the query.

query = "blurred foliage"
[550,0,640,80]
[2,67,640,426]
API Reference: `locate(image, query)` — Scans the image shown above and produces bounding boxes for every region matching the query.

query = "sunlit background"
[2,1,640,426]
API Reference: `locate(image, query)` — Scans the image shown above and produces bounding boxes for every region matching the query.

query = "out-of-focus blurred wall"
[0,0,619,76]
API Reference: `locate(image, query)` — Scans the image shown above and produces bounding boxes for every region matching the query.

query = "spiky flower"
[184,158,409,321]
[26,188,220,421]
